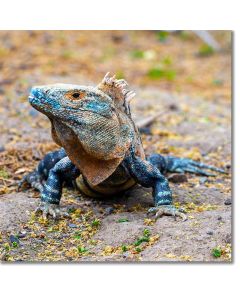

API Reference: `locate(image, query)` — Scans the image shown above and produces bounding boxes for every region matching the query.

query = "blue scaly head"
[29,84,115,120]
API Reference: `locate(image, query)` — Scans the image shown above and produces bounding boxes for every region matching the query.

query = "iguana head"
[28,74,143,185]
[29,84,115,122]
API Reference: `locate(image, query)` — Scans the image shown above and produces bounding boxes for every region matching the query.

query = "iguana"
[19,73,225,220]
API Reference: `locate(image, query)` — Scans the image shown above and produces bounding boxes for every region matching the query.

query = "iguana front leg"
[35,157,80,219]
[18,148,67,192]
[124,149,187,221]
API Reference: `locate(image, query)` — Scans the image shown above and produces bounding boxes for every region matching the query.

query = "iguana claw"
[35,202,69,219]
[148,205,187,221]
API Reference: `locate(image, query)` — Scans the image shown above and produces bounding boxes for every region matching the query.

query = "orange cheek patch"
[65,91,86,101]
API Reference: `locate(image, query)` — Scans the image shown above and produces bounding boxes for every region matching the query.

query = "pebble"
[168,173,188,183]
[9,235,19,244]
[105,207,114,215]
[68,223,78,228]
[168,103,178,111]
[123,252,129,259]
[224,233,231,244]
[207,231,213,235]
[217,216,223,221]
[224,198,232,205]
[139,127,152,135]
[17,231,27,238]
[215,178,224,183]
[199,177,208,184]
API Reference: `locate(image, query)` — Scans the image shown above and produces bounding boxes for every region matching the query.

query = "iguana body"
[20,73,225,220]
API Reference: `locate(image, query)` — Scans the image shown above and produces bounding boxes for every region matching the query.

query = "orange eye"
[65,91,86,101]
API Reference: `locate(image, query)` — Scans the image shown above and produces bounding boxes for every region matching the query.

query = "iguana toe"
[148,205,187,221]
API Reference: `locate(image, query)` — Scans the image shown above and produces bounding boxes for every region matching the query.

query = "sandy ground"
[0,85,231,262]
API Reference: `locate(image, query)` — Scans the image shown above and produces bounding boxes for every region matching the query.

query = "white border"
[0,0,238,29]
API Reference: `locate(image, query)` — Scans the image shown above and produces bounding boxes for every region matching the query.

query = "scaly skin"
[19,73,225,220]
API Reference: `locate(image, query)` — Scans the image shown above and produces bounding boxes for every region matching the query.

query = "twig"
[136,111,167,129]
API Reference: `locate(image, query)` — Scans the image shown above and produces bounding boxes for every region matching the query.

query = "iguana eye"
[65,91,86,101]
[72,93,80,99]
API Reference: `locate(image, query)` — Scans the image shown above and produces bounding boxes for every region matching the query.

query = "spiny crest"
[97,72,136,115]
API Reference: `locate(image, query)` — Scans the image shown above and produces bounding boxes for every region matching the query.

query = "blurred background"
[0,30,231,101]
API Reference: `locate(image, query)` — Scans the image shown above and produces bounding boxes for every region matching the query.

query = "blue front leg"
[18,147,67,192]
[36,157,80,218]
[41,156,80,204]
[124,149,186,220]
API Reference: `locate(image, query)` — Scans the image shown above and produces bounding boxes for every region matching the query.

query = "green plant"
[121,245,128,252]
[61,50,74,59]
[0,168,9,179]
[92,219,100,227]
[12,241,19,248]
[117,218,129,223]
[131,50,145,58]
[134,236,150,246]
[147,68,176,80]
[198,44,214,56]
[115,71,125,79]
[156,31,169,42]
[212,247,222,258]
[74,231,82,240]
[179,31,192,40]
[68,207,76,214]
[162,56,172,66]
[78,246,88,254]
[143,229,151,237]
[4,243,10,251]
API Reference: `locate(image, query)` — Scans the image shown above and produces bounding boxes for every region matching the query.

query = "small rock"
[199,177,208,184]
[168,103,178,111]
[139,127,152,135]
[224,198,232,205]
[215,178,224,183]
[168,173,188,183]
[68,223,78,228]
[0,145,5,152]
[207,231,213,235]
[9,235,19,244]
[17,231,27,238]
[105,207,114,215]
[217,216,223,221]
[123,253,129,259]
[61,234,69,238]
[224,233,231,244]
[225,163,231,169]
